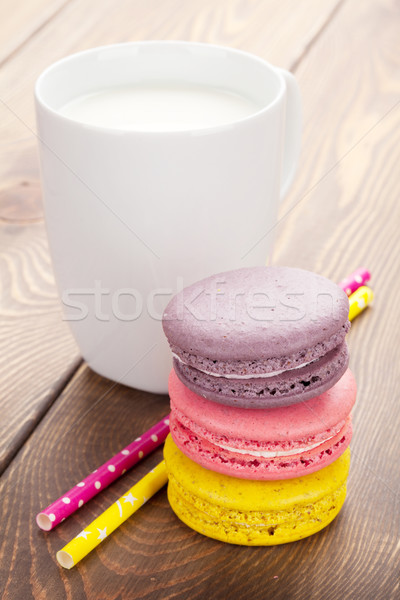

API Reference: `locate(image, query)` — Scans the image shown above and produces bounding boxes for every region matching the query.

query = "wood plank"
[0,0,69,66]
[272,0,400,590]
[0,223,81,473]
[0,0,340,470]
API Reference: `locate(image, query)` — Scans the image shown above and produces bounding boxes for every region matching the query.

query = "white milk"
[59,83,261,131]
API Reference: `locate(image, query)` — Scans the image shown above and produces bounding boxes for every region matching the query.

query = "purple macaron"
[162,266,350,408]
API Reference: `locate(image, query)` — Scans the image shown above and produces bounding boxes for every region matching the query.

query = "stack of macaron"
[162,266,356,545]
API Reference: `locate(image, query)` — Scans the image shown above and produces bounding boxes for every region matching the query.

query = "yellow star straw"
[348,286,374,322]
[56,460,167,569]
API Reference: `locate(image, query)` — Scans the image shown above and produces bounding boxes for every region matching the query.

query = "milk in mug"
[59,83,262,131]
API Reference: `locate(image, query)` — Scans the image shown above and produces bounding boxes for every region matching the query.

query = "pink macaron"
[169,368,357,480]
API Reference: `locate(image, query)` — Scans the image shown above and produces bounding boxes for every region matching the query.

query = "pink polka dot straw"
[338,268,371,296]
[36,414,170,531]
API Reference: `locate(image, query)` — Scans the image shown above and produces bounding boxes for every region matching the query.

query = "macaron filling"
[170,413,351,478]
[168,321,350,378]
[173,342,349,407]
[172,352,316,379]
[217,438,336,458]
[171,409,349,460]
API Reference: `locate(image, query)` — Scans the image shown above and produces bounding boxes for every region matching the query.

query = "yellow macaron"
[164,434,350,545]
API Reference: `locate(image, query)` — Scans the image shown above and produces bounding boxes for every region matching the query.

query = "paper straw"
[349,286,374,321]
[37,414,170,531]
[339,268,371,296]
[56,460,167,569]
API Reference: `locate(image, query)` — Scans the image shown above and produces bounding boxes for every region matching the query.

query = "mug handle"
[276,68,302,200]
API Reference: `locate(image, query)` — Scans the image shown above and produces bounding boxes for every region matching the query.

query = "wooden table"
[1,1,399,598]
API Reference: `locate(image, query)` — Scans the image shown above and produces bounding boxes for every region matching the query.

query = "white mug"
[35,41,301,394]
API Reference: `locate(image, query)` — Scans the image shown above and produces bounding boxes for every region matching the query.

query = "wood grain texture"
[1,0,399,599]
[272,0,400,593]
[0,223,81,473]
[0,0,68,66]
